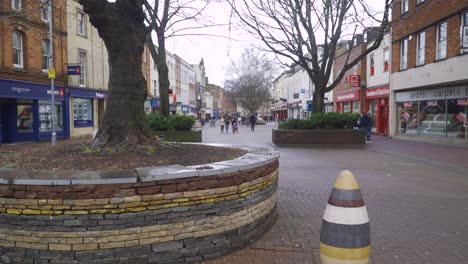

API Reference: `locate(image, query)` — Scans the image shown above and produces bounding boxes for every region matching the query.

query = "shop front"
[395,85,468,141]
[181,105,191,115]
[334,89,360,113]
[0,78,69,143]
[365,84,389,135]
[151,98,160,113]
[272,103,287,121]
[69,88,108,138]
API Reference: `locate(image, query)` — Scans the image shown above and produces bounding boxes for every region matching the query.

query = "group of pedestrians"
[218,113,258,134]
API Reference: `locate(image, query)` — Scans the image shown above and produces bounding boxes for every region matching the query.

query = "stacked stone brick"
[0,154,279,263]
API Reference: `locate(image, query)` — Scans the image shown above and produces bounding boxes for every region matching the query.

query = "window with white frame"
[40,0,50,23]
[401,0,408,14]
[77,10,87,37]
[437,21,447,60]
[78,50,87,86]
[383,47,389,72]
[417,0,425,4]
[153,80,158,97]
[42,39,50,72]
[12,0,21,10]
[400,38,408,70]
[417,31,425,66]
[462,12,468,51]
[12,31,23,68]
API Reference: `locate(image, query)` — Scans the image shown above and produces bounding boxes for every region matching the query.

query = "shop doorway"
[380,103,389,135]
[97,99,105,127]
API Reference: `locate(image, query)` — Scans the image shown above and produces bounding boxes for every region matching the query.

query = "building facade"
[0,0,69,143]
[366,32,391,135]
[390,0,468,142]
[67,0,109,138]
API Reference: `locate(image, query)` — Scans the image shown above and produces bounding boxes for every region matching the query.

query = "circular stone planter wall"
[0,145,279,263]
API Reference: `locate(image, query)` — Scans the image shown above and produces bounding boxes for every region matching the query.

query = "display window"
[368,99,377,132]
[398,102,419,135]
[73,98,93,127]
[39,100,63,132]
[418,100,446,137]
[343,102,351,113]
[447,99,467,140]
[17,105,34,133]
[352,100,360,113]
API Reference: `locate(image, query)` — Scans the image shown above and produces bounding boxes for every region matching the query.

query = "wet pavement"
[202,123,468,264]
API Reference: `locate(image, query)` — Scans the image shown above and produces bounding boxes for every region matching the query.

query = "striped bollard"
[320,170,370,264]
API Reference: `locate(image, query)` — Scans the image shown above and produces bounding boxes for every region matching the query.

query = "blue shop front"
[0,78,69,144]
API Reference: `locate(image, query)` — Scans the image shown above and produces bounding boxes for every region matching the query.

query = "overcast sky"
[166,0,385,86]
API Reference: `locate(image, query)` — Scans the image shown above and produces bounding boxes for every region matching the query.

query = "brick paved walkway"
[203,124,468,264]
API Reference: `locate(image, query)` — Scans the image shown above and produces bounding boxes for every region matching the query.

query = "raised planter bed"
[272,129,365,146]
[0,144,279,263]
[155,129,202,142]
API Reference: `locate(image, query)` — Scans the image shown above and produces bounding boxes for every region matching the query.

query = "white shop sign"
[395,85,468,102]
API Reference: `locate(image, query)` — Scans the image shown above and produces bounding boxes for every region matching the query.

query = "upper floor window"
[416,31,425,66]
[401,0,408,14]
[463,13,468,51]
[77,10,87,37]
[436,21,447,60]
[383,47,389,72]
[400,38,408,70]
[78,50,87,87]
[12,0,21,10]
[369,54,375,76]
[417,0,425,4]
[12,31,23,68]
[42,39,51,72]
[40,0,50,23]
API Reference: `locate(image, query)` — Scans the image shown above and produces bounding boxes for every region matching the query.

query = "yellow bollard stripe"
[333,170,360,190]
[320,254,370,264]
[320,242,370,260]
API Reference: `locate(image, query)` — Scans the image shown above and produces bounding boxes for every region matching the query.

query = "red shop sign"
[457,99,468,106]
[349,75,360,87]
[335,89,360,103]
[366,84,390,99]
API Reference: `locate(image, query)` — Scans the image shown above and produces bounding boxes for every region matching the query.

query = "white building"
[66,0,108,138]
[366,31,391,135]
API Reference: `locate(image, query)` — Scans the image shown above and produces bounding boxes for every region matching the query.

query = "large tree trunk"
[80,0,154,148]
[312,88,325,113]
[156,32,170,117]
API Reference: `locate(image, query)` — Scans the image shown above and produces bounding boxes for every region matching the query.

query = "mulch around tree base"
[0,138,247,171]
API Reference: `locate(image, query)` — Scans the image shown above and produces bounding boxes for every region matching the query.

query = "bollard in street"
[320,170,370,264]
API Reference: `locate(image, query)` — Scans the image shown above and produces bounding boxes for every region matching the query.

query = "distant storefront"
[395,85,468,141]
[69,87,107,138]
[0,78,69,143]
[335,89,360,114]
[365,84,390,135]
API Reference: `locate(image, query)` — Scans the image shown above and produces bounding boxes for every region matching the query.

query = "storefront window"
[447,99,467,140]
[352,100,359,113]
[343,102,351,113]
[17,105,33,133]
[418,100,446,137]
[39,101,63,131]
[398,102,418,135]
[368,99,377,132]
[73,98,93,127]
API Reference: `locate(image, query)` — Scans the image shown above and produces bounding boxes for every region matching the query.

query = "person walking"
[249,113,257,132]
[219,117,224,133]
[358,112,372,143]
[224,115,230,134]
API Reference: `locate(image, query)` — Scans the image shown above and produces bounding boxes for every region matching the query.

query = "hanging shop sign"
[349,75,361,87]
[67,65,81,75]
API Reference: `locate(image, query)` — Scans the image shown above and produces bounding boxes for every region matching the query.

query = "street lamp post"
[48,0,56,146]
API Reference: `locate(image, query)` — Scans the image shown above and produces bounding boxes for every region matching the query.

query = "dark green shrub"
[278,112,360,129]
[146,113,196,131]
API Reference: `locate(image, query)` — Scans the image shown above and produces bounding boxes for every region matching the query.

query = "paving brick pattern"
[203,124,468,264]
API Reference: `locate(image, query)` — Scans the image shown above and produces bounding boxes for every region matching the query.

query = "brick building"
[390,0,468,142]
[333,35,367,114]
[0,0,69,143]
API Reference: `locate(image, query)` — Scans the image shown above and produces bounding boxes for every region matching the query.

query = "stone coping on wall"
[0,144,280,185]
